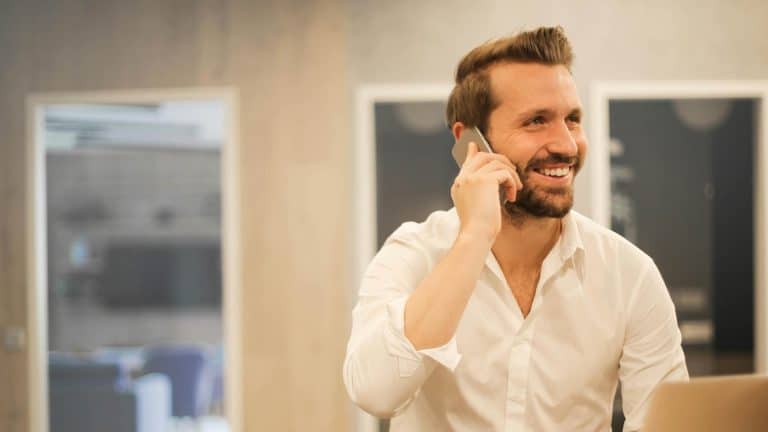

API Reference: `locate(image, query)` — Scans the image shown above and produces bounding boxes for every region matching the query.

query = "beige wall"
[345,0,768,215]
[0,1,351,431]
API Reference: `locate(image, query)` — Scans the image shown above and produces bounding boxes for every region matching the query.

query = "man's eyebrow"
[514,107,583,121]
[514,108,553,122]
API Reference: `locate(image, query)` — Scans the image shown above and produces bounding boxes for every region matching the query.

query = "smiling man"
[343,27,688,431]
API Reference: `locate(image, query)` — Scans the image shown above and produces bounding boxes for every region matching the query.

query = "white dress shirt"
[343,208,688,431]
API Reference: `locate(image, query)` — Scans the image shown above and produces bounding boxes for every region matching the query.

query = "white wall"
[345,0,768,216]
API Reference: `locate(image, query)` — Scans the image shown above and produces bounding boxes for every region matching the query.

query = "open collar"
[485,211,586,293]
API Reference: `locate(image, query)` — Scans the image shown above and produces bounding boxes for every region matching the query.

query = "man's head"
[446,26,586,219]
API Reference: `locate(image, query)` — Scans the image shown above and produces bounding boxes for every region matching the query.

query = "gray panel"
[374,101,455,247]
[609,98,755,375]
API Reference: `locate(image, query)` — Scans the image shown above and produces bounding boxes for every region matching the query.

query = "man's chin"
[504,188,573,219]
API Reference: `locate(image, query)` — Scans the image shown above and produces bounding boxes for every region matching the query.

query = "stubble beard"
[504,184,574,221]
[503,161,578,223]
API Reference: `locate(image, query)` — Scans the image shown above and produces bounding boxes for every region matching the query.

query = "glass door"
[39,99,233,432]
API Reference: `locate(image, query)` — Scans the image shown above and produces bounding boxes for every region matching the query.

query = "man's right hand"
[450,142,522,244]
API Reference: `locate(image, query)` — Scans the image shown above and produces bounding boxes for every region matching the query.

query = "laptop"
[643,374,768,431]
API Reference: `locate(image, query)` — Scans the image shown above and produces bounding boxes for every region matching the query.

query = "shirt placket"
[504,320,535,432]
[502,252,560,432]
[487,236,567,432]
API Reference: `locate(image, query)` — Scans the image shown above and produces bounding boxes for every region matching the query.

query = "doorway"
[26,89,242,432]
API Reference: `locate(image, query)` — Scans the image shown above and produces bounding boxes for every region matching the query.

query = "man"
[343,26,688,431]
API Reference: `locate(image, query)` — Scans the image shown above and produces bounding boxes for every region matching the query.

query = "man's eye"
[528,116,545,126]
[567,115,581,124]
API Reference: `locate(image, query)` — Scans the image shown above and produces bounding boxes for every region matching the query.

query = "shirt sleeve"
[343,233,462,419]
[619,259,689,431]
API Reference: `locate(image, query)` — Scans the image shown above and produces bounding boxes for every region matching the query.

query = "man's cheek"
[577,142,588,167]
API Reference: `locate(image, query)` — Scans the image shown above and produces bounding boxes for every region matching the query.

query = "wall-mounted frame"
[26,88,242,432]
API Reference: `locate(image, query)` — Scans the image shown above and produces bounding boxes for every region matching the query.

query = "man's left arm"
[619,258,689,432]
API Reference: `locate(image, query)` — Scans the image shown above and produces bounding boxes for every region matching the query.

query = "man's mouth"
[532,166,572,178]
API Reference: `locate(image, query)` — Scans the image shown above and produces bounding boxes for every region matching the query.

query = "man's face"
[485,62,587,219]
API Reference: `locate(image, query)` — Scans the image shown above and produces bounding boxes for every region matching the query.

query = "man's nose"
[546,121,578,156]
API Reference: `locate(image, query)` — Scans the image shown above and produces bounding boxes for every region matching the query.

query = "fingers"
[453,166,521,202]
[475,160,523,190]
[462,141,479,167]
[455,143,523,202]
[462,145,516,173]
[457,147,522,182]
[492,169,519,202]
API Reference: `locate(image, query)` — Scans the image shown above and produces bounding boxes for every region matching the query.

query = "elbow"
[343,357,409,419]
[348,387,400,419]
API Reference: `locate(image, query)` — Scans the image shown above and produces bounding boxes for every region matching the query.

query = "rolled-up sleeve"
[619,259,689,431]
[343,233,461,418]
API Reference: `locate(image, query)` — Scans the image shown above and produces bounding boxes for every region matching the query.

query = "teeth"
[540,167,570,177]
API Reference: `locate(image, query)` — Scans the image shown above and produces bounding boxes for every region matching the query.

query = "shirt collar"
[556,211,586,290]
[529,211,585,302]
[559,211,585,264]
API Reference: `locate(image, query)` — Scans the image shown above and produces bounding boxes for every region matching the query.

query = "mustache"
[526,153,580,170]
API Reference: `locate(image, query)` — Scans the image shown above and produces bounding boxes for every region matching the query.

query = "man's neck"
[491,213,563,272]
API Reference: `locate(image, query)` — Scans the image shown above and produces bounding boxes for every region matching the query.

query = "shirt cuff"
[384,296,462,377]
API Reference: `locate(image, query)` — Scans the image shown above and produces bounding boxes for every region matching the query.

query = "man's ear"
[451,122,466,141]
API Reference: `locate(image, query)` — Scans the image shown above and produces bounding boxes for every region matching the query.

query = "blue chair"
[49,353,171,432]
[142,345,212,418]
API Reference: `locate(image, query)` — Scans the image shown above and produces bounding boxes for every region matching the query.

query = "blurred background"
[1,1,767,431]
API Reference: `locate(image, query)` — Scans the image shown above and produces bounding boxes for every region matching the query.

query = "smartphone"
[451,126,510,204]
[451,126,494,166]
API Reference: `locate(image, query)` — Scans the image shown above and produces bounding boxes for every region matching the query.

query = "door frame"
[25,88,243,432]
[590,80,768,373]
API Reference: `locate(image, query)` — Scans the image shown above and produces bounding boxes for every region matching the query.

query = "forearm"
[404,231,491,350]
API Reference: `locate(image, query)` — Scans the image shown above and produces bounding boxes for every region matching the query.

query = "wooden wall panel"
[0,1,351,431]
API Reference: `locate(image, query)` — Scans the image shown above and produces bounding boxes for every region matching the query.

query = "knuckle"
[490,153,507,162]
[476,152,493,162]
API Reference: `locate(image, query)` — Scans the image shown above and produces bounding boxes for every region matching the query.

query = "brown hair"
[445,26,574,134]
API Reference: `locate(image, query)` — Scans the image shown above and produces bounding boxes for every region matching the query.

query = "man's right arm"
[343,141,521,418]
[342,228,491,418]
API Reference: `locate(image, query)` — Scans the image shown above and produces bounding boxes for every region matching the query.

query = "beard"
[503,154,581,220]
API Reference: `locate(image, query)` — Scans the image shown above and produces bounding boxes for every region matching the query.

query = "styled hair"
[445,26,574,134]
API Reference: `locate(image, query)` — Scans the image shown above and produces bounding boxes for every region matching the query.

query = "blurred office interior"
[44,101,228,432]
[1,1,768,431]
